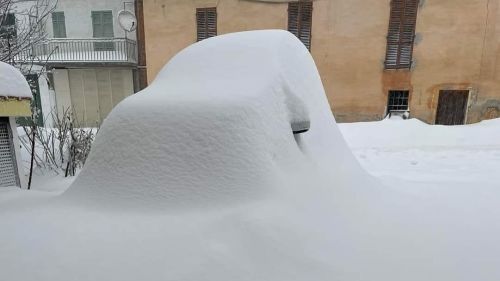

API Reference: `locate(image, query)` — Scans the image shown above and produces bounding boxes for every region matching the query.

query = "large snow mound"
[0,62,32,99]
[4,31,500,281]
[64,30,369,208]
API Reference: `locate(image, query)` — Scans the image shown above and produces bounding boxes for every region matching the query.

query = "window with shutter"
[92,11,115,51]
[288,0,313,50]
[52,12,67,38]
[196,8,217,42]
[0,13,16,39]
[385,0,419,69]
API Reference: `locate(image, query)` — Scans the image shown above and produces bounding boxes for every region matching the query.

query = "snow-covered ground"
[340,117,500,196]
[3,117,499,281]
[19,117,500,196]
[15,117,500,200]
[2,31,500,280]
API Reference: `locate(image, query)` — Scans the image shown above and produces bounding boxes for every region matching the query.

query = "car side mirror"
[292,120,310,134]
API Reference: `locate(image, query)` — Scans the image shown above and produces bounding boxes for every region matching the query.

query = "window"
[92,11,114,51]
[288,0,313,50]
[385,0,419,69]
[387,90,409,113]
[0,13,16,39]
[196,8,217,41]
[52,12,66,38]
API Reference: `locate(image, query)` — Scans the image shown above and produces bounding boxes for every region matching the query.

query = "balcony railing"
[16,38,137,65]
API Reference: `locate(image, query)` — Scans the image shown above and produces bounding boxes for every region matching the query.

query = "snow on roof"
[0,62,32,99]
[64,30,370,208]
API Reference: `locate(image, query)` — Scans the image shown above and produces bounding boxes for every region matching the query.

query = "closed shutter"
[0,13,16,39]
[385,0,419,69]
[52,12,67,38]
[196,8,217,41]
[0,120,19,187]
[92,11,115,51]
[288,1,313,50]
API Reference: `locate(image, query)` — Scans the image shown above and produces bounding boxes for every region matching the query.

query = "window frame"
[196,7,217,42]
[387,90,410,114]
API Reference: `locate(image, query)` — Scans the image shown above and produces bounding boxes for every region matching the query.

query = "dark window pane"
[387,90,410,113]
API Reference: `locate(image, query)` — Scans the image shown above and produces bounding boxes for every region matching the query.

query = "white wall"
[38,73,57,127]
[47,0,137,40]
[53,68,134,127]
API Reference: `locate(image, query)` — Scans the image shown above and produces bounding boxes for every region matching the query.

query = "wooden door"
[435,90,469,125]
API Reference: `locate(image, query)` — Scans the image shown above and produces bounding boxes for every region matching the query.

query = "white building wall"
[45,0,138,127]
[37,73,56,127]
[52,69,72,114]
[54,68,134,127]
[47,0,137,40]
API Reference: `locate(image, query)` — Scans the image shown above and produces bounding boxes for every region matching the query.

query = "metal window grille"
[288,0,313,50]
[0,120,19,187]
[387,90,410,112]
[385,0,419,69]
[196,8,217,42]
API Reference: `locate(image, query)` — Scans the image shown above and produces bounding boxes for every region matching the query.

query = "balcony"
[17,38,137,66]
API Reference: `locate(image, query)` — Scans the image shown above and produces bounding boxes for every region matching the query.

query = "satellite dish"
[118,10,137,32]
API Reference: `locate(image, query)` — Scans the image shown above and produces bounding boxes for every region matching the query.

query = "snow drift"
[0,61,32,99]
[2,31,500,281]
[64,30,369,208]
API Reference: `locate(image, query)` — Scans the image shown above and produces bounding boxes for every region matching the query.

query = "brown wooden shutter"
[288,1,313,50]
[196,7,217,42]
[385,0,419,69]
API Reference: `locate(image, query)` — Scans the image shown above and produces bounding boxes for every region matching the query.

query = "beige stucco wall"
[143,0,500,123]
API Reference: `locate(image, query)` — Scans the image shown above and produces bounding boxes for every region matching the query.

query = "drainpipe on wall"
[134,0,148,91]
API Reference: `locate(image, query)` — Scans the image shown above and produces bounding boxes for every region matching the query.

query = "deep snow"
[63,30,368,209]
[1,31,500,281]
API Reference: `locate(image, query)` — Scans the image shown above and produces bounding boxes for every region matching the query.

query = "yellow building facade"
[142,0,500,124]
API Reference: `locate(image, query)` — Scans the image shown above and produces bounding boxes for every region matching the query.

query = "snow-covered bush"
[19,107,98,177]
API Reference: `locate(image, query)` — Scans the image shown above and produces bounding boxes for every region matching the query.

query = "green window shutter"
[92,11,114,37]
[91,11,103,37]
[103,11,114,37]
[0,13,17,39]
[51,12,66,38]
[91,11,114,51]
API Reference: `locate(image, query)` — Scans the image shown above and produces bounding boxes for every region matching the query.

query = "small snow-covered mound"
[0,62,32,98]
[340,117,500,148]
[64,30,368,208]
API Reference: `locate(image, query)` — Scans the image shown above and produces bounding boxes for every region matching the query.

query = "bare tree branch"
[0,0,57,64]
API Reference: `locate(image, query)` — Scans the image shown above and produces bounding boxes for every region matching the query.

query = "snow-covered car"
[1,30,500,281]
